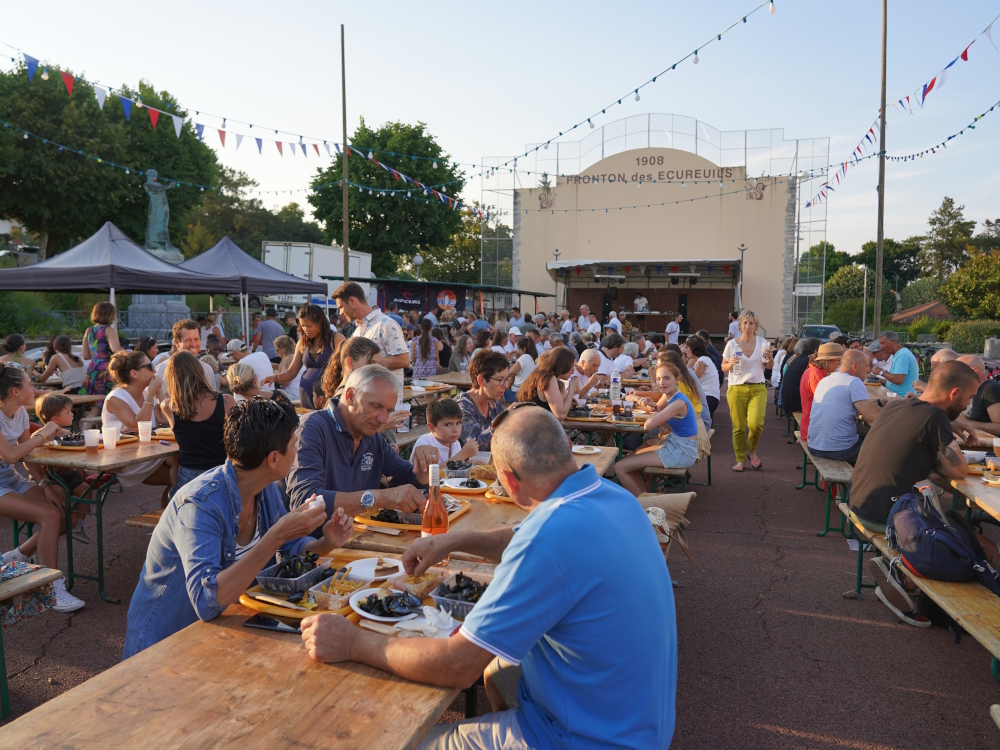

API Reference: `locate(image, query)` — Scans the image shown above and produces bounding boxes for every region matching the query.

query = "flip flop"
[750,458,763,470]
[731,463,745,472]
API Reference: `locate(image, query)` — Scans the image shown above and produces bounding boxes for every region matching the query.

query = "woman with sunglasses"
[102,351,179,508]
[456,350,509,451]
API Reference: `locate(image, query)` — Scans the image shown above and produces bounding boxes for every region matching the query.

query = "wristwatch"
[360,490,375,510]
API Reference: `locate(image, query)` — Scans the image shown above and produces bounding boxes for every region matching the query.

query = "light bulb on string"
[588,119,594,129]
[22,132,28,139]
[136,97,143,109]
[432,160,438,169]
[693,51,699,64]
[544,142,549,150]
[634,90,640,101]
[41,68,49,81]
[769,1,776,13]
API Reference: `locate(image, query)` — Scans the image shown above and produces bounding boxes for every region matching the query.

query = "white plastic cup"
[83,429,101,448]
[994,437,1000,453]
[102,426,118,450]
[138,421,152,443]
[396,404,412,433]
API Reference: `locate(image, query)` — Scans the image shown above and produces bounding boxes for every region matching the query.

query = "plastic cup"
[994,438,1000,454]
[102,426,118,450]
[138,421,152,443]
[83,429,101,449]
[396,404,412,433]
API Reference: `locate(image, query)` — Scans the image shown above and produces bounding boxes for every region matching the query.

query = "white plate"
[349,588,420,622]
[572,445,601,455]
[343,557,404,581]
[442,478,487,490]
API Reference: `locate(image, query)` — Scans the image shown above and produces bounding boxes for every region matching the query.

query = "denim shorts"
[0,462,38,500]
[169,465,209,499]
[655,431,699,470]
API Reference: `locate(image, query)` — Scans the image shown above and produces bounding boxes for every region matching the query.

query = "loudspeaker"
[678,294,690,333]
[608,286,619,300]
[601,294,614,323]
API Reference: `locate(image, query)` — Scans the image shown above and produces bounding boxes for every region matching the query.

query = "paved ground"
[2,389,1000,747]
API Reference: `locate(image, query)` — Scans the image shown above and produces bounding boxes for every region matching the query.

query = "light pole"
[861,264,868,335]
[413,254,424,281]
[737,243,747,310]
[552,248,561,306]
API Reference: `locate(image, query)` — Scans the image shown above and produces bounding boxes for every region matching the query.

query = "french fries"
[321,567,365,596]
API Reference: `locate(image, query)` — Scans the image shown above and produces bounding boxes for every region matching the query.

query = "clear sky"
[3,0,999,259]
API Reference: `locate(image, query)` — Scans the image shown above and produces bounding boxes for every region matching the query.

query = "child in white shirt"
[411,398,479,466]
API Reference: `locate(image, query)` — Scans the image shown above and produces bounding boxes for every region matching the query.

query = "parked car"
[796,324,842,341]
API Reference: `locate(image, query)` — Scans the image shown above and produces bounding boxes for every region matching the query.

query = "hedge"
[944,320,1000,354]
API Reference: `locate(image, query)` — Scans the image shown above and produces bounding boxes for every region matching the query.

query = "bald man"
[912,347,959,393]
[955,354,1000,437]
[807,350,882,463]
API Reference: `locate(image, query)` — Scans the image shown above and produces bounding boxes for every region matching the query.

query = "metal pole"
[553,248,561,303]
[480,159,484,286]
[872,0,887,337]
[862,265,868,334]
[341,24,350,283]
[737,244,747,310]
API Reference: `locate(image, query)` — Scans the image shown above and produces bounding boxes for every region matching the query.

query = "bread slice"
[374,557,400,576]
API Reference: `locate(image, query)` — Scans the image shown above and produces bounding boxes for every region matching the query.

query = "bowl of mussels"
[431,572,492,619]
[256,551,331,595]
[350,588,425,622]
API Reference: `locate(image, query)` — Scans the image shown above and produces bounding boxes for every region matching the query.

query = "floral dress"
[83,324,112,396]
[411,336,439,378]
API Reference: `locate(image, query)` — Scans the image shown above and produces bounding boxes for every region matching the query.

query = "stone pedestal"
[985,338,1000,359]
[126,295,190,339]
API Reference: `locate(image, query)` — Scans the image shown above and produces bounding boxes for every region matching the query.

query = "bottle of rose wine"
[421,463,449,537]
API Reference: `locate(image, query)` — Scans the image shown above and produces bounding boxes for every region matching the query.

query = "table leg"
[0,621,9,719]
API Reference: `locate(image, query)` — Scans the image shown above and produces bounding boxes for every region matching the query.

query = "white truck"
[260,242,377,308]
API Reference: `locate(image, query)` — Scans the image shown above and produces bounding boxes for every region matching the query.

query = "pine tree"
[919,197,975,280]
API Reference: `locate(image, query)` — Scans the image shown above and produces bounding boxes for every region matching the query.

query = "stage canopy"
[0,222,242,294]
[179,236,327,296]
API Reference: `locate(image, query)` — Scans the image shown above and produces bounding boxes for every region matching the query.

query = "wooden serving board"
[355,498,472,531]
[49,434,139,452]
[240,586,355,621]
[565,415,614,423]
[484,489,514,504]
[968,464,987,476]
[153,431,177,441]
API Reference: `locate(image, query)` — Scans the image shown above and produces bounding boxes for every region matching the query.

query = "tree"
[824,263,894,312]
[798,242,849,283]
[900,277,943,309]
[181,168,323,259]
[308,119,465,277]
[0,62,130,258]
[983,219,1000,239]
[919,197,975,280]
[856,236,922,289]
[397,206,486,284]
[940,247,1000,320]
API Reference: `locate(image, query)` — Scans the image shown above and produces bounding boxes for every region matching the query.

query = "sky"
[3,0,1000,260]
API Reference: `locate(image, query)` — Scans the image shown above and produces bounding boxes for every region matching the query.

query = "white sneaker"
[51,579,85,612]
[2,548,28,564]
[72,528,91,545]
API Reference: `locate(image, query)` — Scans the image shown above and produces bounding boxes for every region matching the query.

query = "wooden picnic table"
[23,440,180,603]
[562,418,647,458]
[951,477,1000,525]
[1,549,495,748]
[424,372,472,390]
[347,447,618,558]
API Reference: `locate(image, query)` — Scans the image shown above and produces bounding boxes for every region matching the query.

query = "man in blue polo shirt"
[301,406,677,750]
[875,331,919,396]
[286,365,434,534]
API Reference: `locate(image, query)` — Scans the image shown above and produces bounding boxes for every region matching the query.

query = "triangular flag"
[120,97,133,122]
[23,54,39,81]
[288,142,295,157]
[937,67,949,89]
[706,265,714,274]
[960,42,972,61]
[986,24,998,52]
[334,142,342,155]
[623,265,631,275]
[655,266,662,274]
[95,86,107,110]
[575,267,581,276]
[148,108,159,129]
[235,134,243,151]
[607,266,614,275]
[724,265,730,274]
[300,143,307,157]
[171,114,182,138]
[60,71,74,96]
[255,137,263,154]
[195,123,204,142]
[218,130,226,147]
[276,141,283,156]
[324,143,331,156]
[313,143,320,157]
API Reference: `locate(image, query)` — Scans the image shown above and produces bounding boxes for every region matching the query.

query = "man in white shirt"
[224,339,276,393]
[559,310,574,335]
[726,311,739,342]
[634,292,648,312]
[585,314,603,336]
[504,327,521,357]
[150,319,217,402]
[333,282,410,386]
[572,348,604,400]
[539,329,553,350]
[606,311,622,334]
[508,307,525,328]
[577,305,590,332]
[666,314,682,345]
[423,308,439,326]
[596,333,634,379]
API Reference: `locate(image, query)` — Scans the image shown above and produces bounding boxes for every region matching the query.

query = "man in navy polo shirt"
[301,406,677,750]
[286,365,435,535]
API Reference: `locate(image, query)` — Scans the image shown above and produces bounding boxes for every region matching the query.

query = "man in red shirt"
[800,342,844,442]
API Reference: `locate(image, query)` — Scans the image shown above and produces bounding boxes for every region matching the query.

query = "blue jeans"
[170,465,209,499]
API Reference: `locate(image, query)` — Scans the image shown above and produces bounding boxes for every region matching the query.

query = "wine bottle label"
[429,463,441,486]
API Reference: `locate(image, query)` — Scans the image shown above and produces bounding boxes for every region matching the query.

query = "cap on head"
[226,339,248,353]
[509,327,521,336]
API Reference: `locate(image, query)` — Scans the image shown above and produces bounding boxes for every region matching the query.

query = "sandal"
[750,457,763,470]
[731,463,745,472]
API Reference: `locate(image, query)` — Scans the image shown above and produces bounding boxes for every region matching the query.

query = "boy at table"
[302,405,677,750]
[123,397,354,659]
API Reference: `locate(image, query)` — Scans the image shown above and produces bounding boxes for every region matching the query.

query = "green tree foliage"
[940,247,1000,320]
[945,320,1000,354]
[856,237,923,289]
[798,242,849,283]
[824,263,895,316]
[900,277,943,309]
[181,168,323,259]
[308,119,464,277]
[397,206,492,284]
[919,197,975,280]
[0,62,128,259]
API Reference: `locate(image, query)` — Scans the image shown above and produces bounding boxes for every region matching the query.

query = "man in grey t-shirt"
[257,308,286,362]
[807,350,882,462]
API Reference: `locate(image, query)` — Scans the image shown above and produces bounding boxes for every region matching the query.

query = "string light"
[634,90,640,101]
[769,1,776,13]
[40,68,48,80]
[693,51,699,64]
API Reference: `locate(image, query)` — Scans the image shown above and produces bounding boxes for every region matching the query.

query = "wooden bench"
[839,501,1000,686]
[0,566,63,718]
[126,509,164,530]
[644,429,714,492]
[795,431,853,536]
[395,424,430,460]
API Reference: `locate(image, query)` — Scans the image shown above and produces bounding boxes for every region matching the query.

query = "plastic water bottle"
[610,368,622,401]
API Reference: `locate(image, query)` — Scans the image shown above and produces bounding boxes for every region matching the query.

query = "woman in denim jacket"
[124,397,353,659]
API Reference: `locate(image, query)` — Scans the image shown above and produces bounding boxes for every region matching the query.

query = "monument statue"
[143,169,183,264]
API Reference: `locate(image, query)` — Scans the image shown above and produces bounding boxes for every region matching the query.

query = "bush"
[900,277,943,309]
[945,320,1000,354]
[907,316,937,339]
[932,319,953,339]
[940,248,1000,319]
[0,292,32,337]
[824,300,865,333]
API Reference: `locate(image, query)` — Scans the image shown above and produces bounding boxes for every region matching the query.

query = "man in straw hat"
[799,342,844,444]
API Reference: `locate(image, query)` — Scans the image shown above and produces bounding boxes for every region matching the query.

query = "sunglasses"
[136,363,155,372]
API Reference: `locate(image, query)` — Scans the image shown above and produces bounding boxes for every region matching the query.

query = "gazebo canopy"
[179,237,328,295]
[0,222,242,293]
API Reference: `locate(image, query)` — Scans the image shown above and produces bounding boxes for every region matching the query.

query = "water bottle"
[610,368,622,401]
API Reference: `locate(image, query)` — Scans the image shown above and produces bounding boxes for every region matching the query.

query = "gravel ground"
[2,389,999,747]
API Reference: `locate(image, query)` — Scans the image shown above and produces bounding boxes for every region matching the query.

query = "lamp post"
[413,253,424,281]
[737,243,747,310]
[861,264,868,335]
[552,248,561,305]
